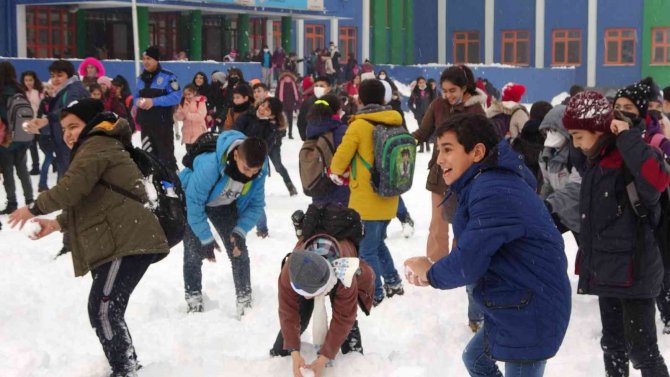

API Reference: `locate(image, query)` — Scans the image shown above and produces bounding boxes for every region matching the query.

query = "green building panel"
[371,0,388,64]
[190,10,203,61]
[642,0,670,84]
[138,7,150,52]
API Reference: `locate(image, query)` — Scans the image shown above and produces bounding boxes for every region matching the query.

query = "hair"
[307,93,341,122]
[262,97,284,120]
[435,113,499,159]
[238,137,268,168]
[88,83,102,94]
[663,86,670,102]
[252,83,269,92]
[183,83,197,94]
[529,101,553,121]
[233,83,253,98]
[0,61,22,94]
[358,79,386,106]
[314,76,331,86]
[228,68,245,82]
[569,85,584,97]
[111,75,131,99]
[192,71,208,86]
[20,70,43,93]
[48,59,75,78]
[440,65,477,95]
[378,70,388,77]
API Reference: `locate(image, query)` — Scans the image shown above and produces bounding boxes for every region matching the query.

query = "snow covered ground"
[0,114,668,377]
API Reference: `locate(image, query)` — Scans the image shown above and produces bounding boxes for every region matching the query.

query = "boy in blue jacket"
[405,113,571,377]
[179,130,268,318]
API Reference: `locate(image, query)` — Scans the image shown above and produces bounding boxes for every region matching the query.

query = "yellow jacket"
[330,106,402,220]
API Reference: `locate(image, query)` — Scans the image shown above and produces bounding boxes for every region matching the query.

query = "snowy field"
[0,114,668,377]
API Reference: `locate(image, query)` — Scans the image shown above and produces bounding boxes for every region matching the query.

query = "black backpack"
[182,131,219,169]
[100,146,186,248]
[301,203,364,246]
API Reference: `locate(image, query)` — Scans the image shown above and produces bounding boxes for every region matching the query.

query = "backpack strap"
[650,133,665,150]
[98,178,145,204]
[351,151,372,180]
[622,165,650,278]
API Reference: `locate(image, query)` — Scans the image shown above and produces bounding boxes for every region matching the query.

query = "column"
[266,18,274,50]
[389,0,403,64]
[281,16,292,52]
[237,14,250,57]
[437,0,446,64]
[362,0,370,61]
[535,0,545,68]
[16,5,27,57]
[330,17,338,46]
[371,0,387,63]
[76,9,86,58]
[138,7,149,51]
[404,0,414,65]
[222,15,232,57]
[190,10,203,60]
[587,0,597,86]
[296,19,305,74]
[485,0,494,64]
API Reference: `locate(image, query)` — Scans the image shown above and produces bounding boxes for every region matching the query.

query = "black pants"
[140,118,177,172]
[0,144,34,206]
[89,254,156,374]
[284,110,294,138]
[598,296,669,377]
[29,137,39,170]
[268,142,294,188]
[270,295,362,356]
[658,272,670,327]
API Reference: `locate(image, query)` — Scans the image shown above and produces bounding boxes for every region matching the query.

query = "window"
[305,24,325,55]
[652,27,670,65]
[273,21,281,50]
[148,13,179,60]
[604,28,636,65]
[339,26,357,62]
[453,31,480,64]
[552,29,582,66]
[26,6,76,58]
[501,30,530,66]
[250,19,266,51]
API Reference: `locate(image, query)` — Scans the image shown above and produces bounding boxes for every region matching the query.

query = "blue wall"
[596,0,643,87]
[494,0,536,66]
[1,59,262,95]
[414,0,438,64]
[446,0,485,64]
[1,0,17,57]
[377,64,577,103]
[544,0,588,85]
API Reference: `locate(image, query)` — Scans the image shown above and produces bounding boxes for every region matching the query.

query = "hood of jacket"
[71,112,130,158]
[349,104,403,127]
[215,129,247,171]
[54,76,83,97]
[538,105,569,139]
[486,100,528,118]
[306,117,345,139]
[465,88,489,109]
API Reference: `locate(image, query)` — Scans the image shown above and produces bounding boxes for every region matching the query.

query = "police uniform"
[133,66,182,171]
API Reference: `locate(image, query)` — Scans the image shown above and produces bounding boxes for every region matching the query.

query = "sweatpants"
[88,253,156,375]
[183,204,251,301]
[598,296,669,377]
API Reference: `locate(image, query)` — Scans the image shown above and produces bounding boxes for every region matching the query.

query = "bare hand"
[305,355,329,377]
[291,351,306,377]
[30,218,61,239]
[26,118,48,134]
[138,98,154,110]
[8,206,35,230]
[610,119,630,135]
[404,256,433,287]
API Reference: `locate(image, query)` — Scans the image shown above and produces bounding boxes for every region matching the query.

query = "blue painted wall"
[544,0,588,85]
[494,0,536,66]
[596,0,643,87]
[446,0,485,64]
[1,0,17,57]
[413,0,437,64]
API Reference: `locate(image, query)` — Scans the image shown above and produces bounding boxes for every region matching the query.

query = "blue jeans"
[463,328,547,377]
[256,210,268,233]
[466,284,484,322]
[37,135,55,189]
[396,196,409,222]
[359,220,401,299]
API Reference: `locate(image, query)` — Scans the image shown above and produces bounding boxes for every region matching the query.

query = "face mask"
[544,130,567,148]
[264,48,269,52]
[229,76,239,85]
[619,110,640,124]
[418,85,426,90]
[649,109,662,120]
[314,87,326,98]
[379,74,386,80]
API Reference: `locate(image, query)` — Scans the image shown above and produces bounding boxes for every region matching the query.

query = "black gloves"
[231,231,247,253]
[200,241,219,261]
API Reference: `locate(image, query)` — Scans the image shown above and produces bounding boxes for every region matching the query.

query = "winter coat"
[34,116,169,277]
[78,57,106,81]
[179,130,268,244]
[427,140,571,362]
[232,110,281,150]
[408,87,434,122]
[577,129,670,299]
[511,119,544,193]
[277,72,300,113]
[297,96,317,141]
[412,88,487,195]
[272,50,286,69]
[643,114,670,157]
[306,117,350,206]
[262,51,272,68]
[537,105,582,233]
[486,100,530,141]
[25,88,42,116]
[323,56,336,75]
[174,95,208,145]
[223,101,252,131]
[48,76,90,145]
[279,237,374,360]
[330,105,403,220]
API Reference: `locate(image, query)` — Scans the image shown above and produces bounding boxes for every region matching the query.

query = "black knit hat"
[288,251,332,296]
[143,46,160,61]
[60,98,105,125]
[614,81,651,117]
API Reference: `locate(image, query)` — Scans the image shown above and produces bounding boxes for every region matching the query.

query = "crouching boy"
[405,113,572,377]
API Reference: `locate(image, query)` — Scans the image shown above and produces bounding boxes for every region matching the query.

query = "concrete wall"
[494,0,536,66]
[544,0,588,85]
[413,0,438,64]
[596,0,643,87]
[446,0,485,64]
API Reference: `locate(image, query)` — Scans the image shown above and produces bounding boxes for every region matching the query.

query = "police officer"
[134,46,182,171]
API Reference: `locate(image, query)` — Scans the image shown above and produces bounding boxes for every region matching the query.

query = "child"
[408,76,435,153]
[511,100,553,192]
[563,91,669,376]
[9,99,169,377]
[329,79,404,306]
[179,131,268,318]
[88,83,103,100]
[404,112,571,377]
[252,82,270,106]
[486,82,529,141]
[277,72,301,139]
[21,70,44,175]
[173,84,208,148]
[223,83,253,131]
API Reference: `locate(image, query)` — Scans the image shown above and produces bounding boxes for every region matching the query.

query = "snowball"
[22,220,42,239]
[300,367,315,377]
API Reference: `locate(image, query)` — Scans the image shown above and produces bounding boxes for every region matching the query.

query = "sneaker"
[0,203,17,215]
[25,199,34,206]
[383,282,404,298]
[401,216,415,238]
[186,292,204,313]
[269,348,290,357]
[29,167,40,176]
[287,182,298,197]
[663,323,670,335]
[236,294,252,319]
[341,321,363,355]
[109,372,138,377]
[372,296,384,307]
[38,186,49,193]
[256,229,269,238]
[468,320,483,333]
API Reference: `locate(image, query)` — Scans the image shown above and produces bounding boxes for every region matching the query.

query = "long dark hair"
[440,65,477,96]
[0,61,23,94]
[21,70,43,93]
[111,75,132,99]
[307,93,341,123]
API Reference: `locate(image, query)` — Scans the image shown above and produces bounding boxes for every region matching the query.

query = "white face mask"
[544,130,567,148]
[418,85,426,90]
[313,87,326,98]
[379,74,387,80]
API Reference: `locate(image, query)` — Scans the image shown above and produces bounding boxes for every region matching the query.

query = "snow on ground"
[0,115,668,377]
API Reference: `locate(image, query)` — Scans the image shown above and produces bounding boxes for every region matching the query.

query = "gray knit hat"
[289,251,332,296]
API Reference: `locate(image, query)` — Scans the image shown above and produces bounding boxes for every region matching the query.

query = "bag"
[0,118,8,147]
[100,146,186,248]
[357,123,416,196]
[182,131,219,169]
[301,203,364,246]
[7,92,35,143]
[299,132,337,196]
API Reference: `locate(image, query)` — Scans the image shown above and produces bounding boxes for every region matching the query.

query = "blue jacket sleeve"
[132,76,141,106]
[185,153,220,244]
[427,184,526,289]
[234,161,268,235]
[152,73,182,107]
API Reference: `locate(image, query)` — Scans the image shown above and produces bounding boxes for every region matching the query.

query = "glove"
[200,241,220,262]
[230,229,247,257]
[327,167,349,186]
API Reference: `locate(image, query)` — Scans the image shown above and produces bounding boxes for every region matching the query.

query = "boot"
[236,294,252,319]
[468,320,483,333]
[383,282,405,298]
[30,167,40,176]
[664,323,670,335]
[186,292,204,313]
[286,181,298,197]
[341,320,363,355]
[0,202,17,215]
[372,295,384,307]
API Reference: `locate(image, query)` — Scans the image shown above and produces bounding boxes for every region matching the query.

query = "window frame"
[551,29,582,66]
[339,26,357,63]
[501,29,530,66]
[453,31,481,64]
[604,28,636,66]
[26,6,76,59]
[651,27,670,66]
[148,13,180,60]
[305,23,325,55]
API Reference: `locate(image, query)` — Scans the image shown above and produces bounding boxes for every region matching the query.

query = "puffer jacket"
[174,95,208,144]
[577,129,670,298]
[486,100,530,140]
[428,140,571,362]
[34,115,169,277]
